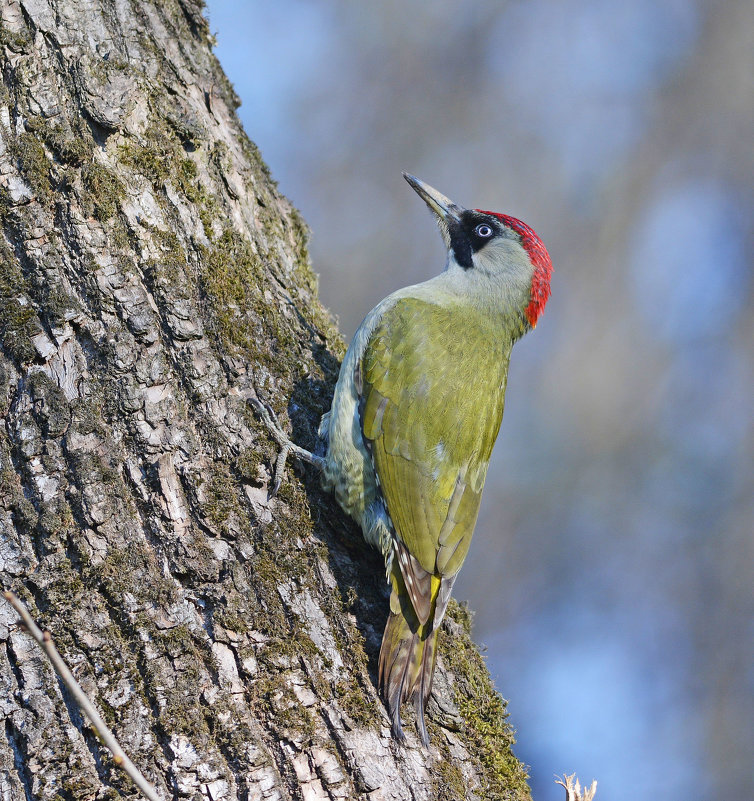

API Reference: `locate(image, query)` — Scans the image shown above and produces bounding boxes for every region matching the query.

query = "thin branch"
[556,773,597,801]
[3,591,163,801]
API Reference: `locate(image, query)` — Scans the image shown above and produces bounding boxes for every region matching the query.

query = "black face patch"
[449,221,473,269]
[463,211,506,252]
[450,211,509,269]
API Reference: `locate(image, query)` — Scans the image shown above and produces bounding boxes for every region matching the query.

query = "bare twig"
[555,773,597,801]
[3,591,163,801]
[556,773,598,801]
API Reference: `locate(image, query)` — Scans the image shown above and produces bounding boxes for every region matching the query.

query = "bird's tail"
[378,559,442,746]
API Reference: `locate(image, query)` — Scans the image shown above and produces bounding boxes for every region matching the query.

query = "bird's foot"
[249,398,325,498]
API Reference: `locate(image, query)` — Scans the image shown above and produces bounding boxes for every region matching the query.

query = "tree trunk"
[0,1,530,799]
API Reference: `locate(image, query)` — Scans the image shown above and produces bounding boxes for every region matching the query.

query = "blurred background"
[206,1,754,798]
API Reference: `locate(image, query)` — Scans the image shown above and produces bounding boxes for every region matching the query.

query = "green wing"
[360,297,510,582]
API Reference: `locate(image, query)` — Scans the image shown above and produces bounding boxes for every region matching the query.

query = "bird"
[251,173,552,747]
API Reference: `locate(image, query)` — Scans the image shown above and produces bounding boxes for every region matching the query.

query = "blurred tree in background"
[208,1,754,799]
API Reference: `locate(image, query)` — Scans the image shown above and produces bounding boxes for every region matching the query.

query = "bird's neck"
[427,268,530,344]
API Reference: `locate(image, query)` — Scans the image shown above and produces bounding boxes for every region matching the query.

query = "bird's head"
[403,173,552,329]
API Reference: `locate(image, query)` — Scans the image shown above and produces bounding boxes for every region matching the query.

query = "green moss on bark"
[198,226,297,374]
[200,461,246,539]
[25,115,93,166]
[14,132,53,201]
[440,600,531,801]
[433,760,468,801]
[81,162,125,221]
[0,241,37,364]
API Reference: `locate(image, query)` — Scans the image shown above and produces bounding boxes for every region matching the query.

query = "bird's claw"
[249,396,325,499]
[249,398,284,445]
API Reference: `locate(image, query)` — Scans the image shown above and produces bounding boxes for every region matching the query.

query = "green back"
[360,297,511,577]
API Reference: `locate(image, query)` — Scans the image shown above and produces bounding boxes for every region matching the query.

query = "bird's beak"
[403,173,464,227]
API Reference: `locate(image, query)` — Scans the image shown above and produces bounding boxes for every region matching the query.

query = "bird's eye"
[475,224,493,238]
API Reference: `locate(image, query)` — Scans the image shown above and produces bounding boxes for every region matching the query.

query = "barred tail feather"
[378,610,416,742]
[378,561,442,747]
[411,625,438,747]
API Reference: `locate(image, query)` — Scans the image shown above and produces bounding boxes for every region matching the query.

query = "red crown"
[476,210,552,327]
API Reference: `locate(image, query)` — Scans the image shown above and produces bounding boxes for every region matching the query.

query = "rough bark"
[0,1,530,799]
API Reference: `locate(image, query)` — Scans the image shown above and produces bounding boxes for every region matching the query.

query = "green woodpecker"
[252,173,552,746]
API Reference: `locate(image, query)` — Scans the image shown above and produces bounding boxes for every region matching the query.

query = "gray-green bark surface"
[0,1,530,798]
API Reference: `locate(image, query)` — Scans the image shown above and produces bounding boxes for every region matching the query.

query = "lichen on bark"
[0,0,530,799]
